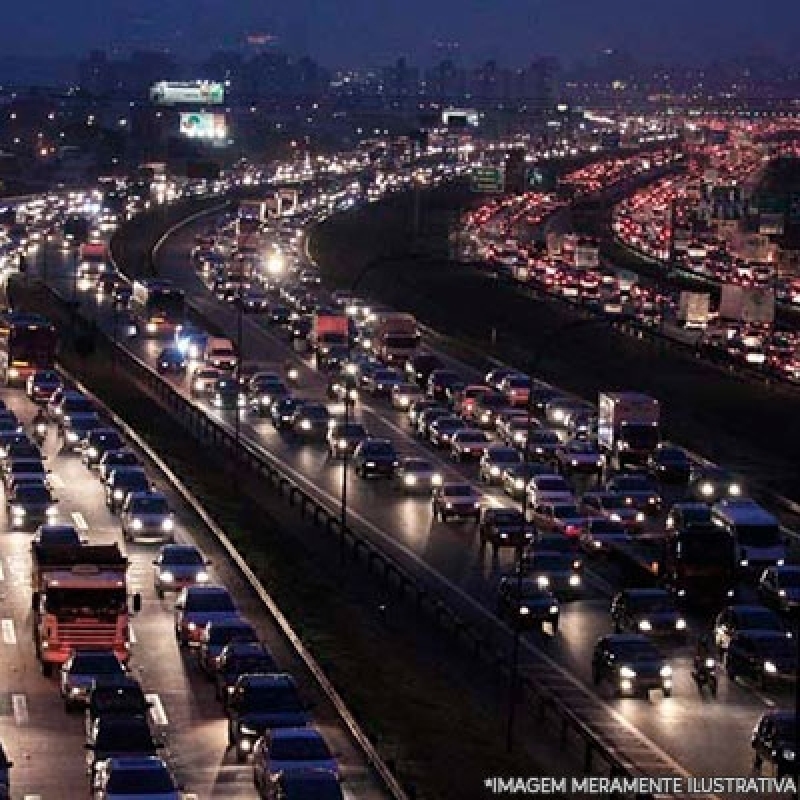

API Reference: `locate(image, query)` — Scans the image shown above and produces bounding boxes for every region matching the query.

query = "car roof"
[236,672,295,688]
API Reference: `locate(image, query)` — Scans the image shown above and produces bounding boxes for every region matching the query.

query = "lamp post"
[340,388,351,566]
[234,276,244,455]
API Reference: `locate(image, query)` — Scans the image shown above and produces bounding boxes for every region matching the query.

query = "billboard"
[179,113,227,141]
[442,108,479,128]
[150,81,225,106]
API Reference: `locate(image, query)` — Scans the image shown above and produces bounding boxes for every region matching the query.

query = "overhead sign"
[471,166,504,193]
[442,108,479,128]
[179,113,227,141]
[150,81,225,106]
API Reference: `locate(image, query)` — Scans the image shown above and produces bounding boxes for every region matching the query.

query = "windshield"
[92,688,146,714]
[45,588,127,614]
[106,769,174,793]
[628,593,674,613]
[187,593,235,612]
[537,478,568,491]
[383,335,418,349]
[553,504,581,518]
[271,736,331,761]
[9,327,57,365]
[282,776,342,799]
[131,497,169,514]
[755,637,795,659]
[459,432,487,442]
[779,571,800,588]
[95,723,154,752]
[242,685,302,711]
[338,424,367,437]
[675,532,733,564]
[444,485,473,497]
[365,442,395,456]
[613,641,660,661]
[530,431,560,444]
[71,655,122,674]
[489,449,519,463]
[491,511,523,525]
[738,524,781,547]
[164,549,204,566]
[208,625,253,645]
[532,554,572,570]
[15,486,50,502]
[304,407,329,420]
[11,461,45,473]
[225,654,275,674]
[620,424,660,449]
[614,476,653,490]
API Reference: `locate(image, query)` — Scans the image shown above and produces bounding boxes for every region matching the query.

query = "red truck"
[31,542,140,676]
[311,310,349,355]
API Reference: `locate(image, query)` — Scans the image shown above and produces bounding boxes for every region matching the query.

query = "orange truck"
[31,543,140,676]
[311,310,349,354]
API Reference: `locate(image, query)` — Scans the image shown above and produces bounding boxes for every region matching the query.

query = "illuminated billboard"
[179,112,227,141]
[150,81,225,106]
[442,108,479,128]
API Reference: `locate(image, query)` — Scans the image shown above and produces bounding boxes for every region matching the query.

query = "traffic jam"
[3,125,800,790]
[84,183,800,779]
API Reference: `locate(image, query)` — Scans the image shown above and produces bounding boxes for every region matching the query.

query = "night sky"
[2,0,798,66]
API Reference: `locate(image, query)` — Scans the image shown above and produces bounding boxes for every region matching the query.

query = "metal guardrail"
[99,211,665,796]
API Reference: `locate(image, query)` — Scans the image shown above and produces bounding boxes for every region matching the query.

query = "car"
[472,392,512,430]
[688,465,743,503]
[581,492,645,532]
[268,397,303,431]
[407,400,441,431]
[427,415,465,448]
[178,331,210,361]
[190,367,221,398]
[0,413,22,438]
[416,406,451,439]
[353,438,399,478]
[752,711,797,775]
[610,589,687,638]
[215,642,278,702]
[105,467,151,513]
[496,577,560,633]
[33,523,83,547]
[591,634,672,697]
[153,544,211,598]
[432,483,482,522]
[61,650,126,711]
[479,445,521,484]
[49,389,94,425]
[26,369,62,403]
[498,374,532,408]
[6,483,58,529]
[175,585,239,647]
[99,450,142,484]
[758,566,800,613]
[528,502,586,538]
[521,550,583,597]
[241,288,270,312]
[450,429,491,461]
[495,409,534,442]
[326,421,369,459]
[725,630,797,688]
[289,403,330,441]
[525,474,574,512]
[647,444,691,483]
[501,463,555,501]
[714,604,789,652]
[554,440,604,476]
[85,677,150,736]
[61,412,102,453]
[390,382,424,410]
[362,368,404,396]
[524,536,584,571]
[393,457,442,493]
[665,502,713,533]
[91,756,179,800]
[226,673,311,762]
[484,367,518,391]
[580,517,631,553]
[82,429,125,468]
[253,728,338,791]
[0,432,30,461]
[455,385,493,419]
[120,491,175,543]
[478,508,534,552]
[405,353,444,387]
[85,715,160,780]
[523,428,562,459]
[605,474,662,515]
[0,744,10,799]
[326,373,359,404]
[198,618,259,674]
[3,457,49,490]
[156,346,187,375]
[427,369,464,404]
[212,377,247,410]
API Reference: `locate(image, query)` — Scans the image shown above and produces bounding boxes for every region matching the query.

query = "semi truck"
[371,312,420,365]
[598,391,660,469]
[31,542,140,676]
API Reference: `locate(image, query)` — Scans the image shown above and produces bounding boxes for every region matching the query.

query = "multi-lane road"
[0,291,388,798]
[27,209,800,797]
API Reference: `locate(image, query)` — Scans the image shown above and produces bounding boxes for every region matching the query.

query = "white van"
[203,337,237,371]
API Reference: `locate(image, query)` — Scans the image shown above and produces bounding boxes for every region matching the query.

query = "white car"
[525,474,575,510]
[120,491,175,543]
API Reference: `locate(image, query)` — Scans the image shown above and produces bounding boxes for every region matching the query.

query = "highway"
[28,212,799,796]
[0,308,388,799]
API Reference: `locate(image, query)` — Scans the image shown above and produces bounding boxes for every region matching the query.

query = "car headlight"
[445,502,453,509]
[728,483,741,496]
[146,322,157,333]
[490,466,500,476]
[704,658,716,669]
[163,517,174,531]
[620,666,637,679]
[764,661,778,674]
[66,431,79,442]
[518,606,530,615]
[404,474,417,486]
[300,419,312,430]
[636,512,645,522]
[88,447,98,458]
[132,518,143,530]
[160,571,174,583]
[338,438,348,449]
[194,380,204,390]
[482,412,491,422]
[569,574,581,587]
[740,558,749,567]
[675,618,686,630]
[700,481,714,497]
[187,622,197,632]
[431,473,443,486]
[610,512,621,522]
[783,748,796,762]
[195,571,210,582]
[638,619,652,631]
[549,605,559,615]
[536,575,549,588]
[11,505,25,516]
[114,489,126,500]
[660,665,672,678]
[515,478,525,490]
[239,724,257,737]
[473,501,481,508]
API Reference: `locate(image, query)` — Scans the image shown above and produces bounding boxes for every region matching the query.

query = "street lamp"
[234,276,245,455]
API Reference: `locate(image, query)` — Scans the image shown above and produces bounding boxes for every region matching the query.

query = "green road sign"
[471,166,505,193]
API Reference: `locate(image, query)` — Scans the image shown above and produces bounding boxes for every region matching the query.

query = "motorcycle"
[32,420,47,446]
[692,656,718,697]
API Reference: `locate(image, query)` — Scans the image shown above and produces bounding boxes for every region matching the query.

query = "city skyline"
[1,0,799,68]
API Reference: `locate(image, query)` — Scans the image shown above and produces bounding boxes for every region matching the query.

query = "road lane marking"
[12,693,28,725]
[71,511,89,531]
[146,692,169,726]
[48,473,65,489]
[128,625,137,644]
[23,795,42,800]
[0,561,4,581]
[1,619,16,645]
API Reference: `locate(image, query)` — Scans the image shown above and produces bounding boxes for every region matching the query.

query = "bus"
[130,280,186,337]
[0,311,58,385]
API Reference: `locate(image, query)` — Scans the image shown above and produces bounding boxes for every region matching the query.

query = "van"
[711,498,786,574]
[203,337,237,371]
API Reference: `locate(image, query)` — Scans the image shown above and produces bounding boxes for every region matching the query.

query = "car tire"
[235,745,248,764]
[41,661,52,677]
[662,687,672,698]
[156,587,164,599]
